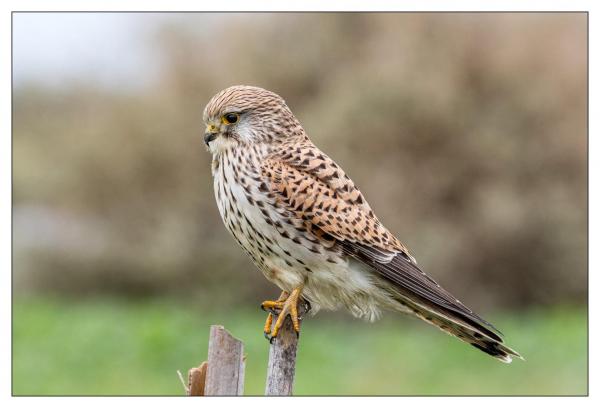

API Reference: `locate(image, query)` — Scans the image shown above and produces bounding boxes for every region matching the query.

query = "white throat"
[208,135,237,156]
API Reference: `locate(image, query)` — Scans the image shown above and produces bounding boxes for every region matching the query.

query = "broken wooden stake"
[183,325,245,396]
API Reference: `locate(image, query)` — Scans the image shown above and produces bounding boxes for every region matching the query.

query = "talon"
[263,312,273,340]
[264,286,304,340]
[261,300,284,311]
[261,290,290,342]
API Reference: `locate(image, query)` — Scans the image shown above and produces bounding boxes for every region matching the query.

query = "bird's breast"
[211,148,341,289]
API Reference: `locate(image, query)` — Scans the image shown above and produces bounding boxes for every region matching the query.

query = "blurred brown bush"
[13,13,587,309]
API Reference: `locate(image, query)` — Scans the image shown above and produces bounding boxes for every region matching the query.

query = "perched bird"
[203,85,522,363]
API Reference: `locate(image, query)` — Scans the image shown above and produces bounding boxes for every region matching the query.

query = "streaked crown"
[203,85,304,151]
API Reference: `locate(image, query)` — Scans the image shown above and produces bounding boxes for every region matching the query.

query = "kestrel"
[203,85,521,363]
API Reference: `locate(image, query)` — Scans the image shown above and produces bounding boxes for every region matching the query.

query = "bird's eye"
[222,113,239,125]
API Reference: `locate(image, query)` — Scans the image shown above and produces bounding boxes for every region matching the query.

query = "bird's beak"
[204,132,217,146]
[204,124,218,146]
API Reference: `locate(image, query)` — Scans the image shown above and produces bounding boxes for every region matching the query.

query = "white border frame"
[2,1,595,406]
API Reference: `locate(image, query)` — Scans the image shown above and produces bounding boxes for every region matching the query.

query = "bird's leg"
[261,291,289,339]
[262,285,304,342]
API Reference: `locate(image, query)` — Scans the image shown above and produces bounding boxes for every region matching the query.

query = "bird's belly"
[302,257,398,321]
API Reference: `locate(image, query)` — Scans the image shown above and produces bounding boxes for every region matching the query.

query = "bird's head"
[202,85,302,154]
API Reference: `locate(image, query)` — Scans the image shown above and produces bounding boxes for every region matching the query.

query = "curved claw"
[269,287,303,339]
[263,311,273,341]
[261,288,304,342]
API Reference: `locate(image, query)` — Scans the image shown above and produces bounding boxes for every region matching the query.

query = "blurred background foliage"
[13,13,587,395]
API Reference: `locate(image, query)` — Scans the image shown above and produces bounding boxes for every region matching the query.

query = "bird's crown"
[203,85,288,121]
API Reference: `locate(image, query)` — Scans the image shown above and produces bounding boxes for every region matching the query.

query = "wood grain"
[187,361,208,396]
[204,325,245,395]
[265,299,308,396]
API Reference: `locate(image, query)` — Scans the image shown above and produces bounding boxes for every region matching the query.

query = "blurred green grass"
[13,297,587,395]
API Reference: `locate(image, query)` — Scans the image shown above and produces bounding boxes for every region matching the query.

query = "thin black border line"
[585,10,590,398]
[11,9,14,400]
[9,10,591,13]
[10,11,590,397]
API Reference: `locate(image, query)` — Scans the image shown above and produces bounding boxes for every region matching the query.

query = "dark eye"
[222,113,239,125]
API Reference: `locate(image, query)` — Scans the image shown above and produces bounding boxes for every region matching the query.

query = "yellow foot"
[261,287,304,343]
[261,291,289,340]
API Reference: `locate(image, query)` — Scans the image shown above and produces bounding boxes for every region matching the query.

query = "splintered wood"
[186,325,245,396]
[187,361,208,396]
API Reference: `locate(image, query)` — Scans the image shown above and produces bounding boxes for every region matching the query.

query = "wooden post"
[265,299,309,396]
[202,325,245,395]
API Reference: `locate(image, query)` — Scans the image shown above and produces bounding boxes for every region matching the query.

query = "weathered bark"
[204,325,245,395]
[265,299,308,395]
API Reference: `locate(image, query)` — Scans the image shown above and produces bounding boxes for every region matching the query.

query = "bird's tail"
[390,293,523,363]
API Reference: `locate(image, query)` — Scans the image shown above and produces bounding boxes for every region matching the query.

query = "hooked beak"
[204,123,219,146]
[204,132,217,146]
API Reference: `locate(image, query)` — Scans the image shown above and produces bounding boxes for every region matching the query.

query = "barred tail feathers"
[391,294,522,363]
